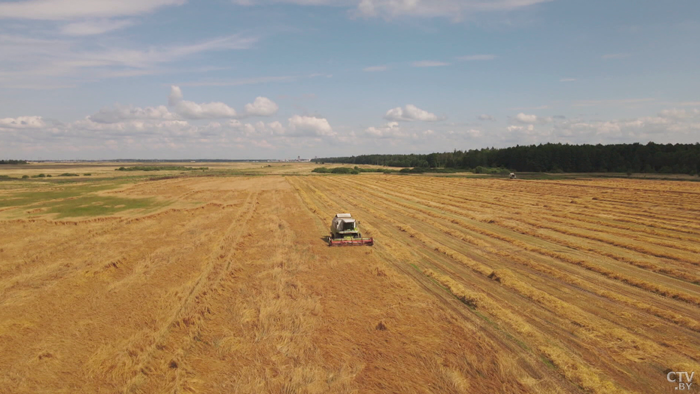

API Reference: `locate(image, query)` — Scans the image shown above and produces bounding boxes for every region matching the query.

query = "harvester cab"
[328,213,374,246]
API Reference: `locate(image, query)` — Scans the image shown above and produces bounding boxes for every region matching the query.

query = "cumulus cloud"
[385,104,441,122]
[478,114,496,121]
[365,121,403,138]
[89,105,176,123]
[0,116,46,129]
[168,86,237,119]
[658,108,699,120]
[167,86,279,119]
[512,112,552,124]
[243,97,279,117]
[507,124,535,133]
[287,115,335,137]
[71,117,194,135]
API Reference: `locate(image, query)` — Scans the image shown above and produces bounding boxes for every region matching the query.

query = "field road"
[0,175,699,393]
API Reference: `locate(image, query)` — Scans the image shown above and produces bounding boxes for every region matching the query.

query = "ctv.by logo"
[667,371,695,391]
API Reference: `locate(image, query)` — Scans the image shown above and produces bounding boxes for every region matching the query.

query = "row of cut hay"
[423,269,480,308]
[416,176,700,247]
[191,188,332,393]
[389,176,700,237]
[341,177,700,383]
[534,207,700,247]
[493,217,700,283]
[298,178,603,393]
[117,191,260,392]
[339,176,700,332]
[315,178,636,394]
[286,178,322,215]
[330,178,666,343]
[507,215,700,266]
[354,178,700,307]
[383,176,700,255]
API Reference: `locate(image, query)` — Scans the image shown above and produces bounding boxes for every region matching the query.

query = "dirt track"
[1,175,699,393]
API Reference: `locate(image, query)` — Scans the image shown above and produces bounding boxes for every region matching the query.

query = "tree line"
[0,160,28,165]
[312,142,700,174]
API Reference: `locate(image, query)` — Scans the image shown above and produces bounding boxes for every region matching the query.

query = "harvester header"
[328,213,374,246]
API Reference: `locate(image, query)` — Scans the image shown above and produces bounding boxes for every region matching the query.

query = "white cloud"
[168,86,238,119]
[363,65,388,72]
[507,124,535,132]
[560,78,576,82]
[365,121,403,138]
[87,87,279,126]
[89,105,176,123]
[355,0,552,19]
[510,113,553,125]
[458,54,496,61]
[411,60,450,67]
[385,104,441,122]
[658,108,699,120]
[60,19,135,36]
[514,113,538,124]
[71,117,194,135]
[0,34,258,89]
[466,129,482,137]
[243,97,279,116]
[230,0,551,19]
[287,115,335,137]
[0,116,46,129]
[478,114,496,121]
[0,0,185,20]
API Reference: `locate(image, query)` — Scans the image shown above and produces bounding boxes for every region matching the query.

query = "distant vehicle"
[328,213,374,246]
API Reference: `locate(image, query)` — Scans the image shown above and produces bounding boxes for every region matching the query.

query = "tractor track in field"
[119,190,260,393]
[288,177,585,393]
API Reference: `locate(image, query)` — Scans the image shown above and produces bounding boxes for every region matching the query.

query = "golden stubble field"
[0,169,699,393]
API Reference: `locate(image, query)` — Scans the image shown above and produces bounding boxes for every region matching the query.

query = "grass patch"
[0,176,170,218]
[37,195,167,218]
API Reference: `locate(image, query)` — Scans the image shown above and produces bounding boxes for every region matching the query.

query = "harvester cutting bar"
[328,237,374,246]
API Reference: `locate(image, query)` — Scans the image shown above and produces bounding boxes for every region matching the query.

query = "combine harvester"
[328,213,374,246]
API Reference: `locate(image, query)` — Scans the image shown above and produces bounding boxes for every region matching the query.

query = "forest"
[313,142,700,174]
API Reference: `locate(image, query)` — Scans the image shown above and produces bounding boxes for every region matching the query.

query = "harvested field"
[0,172,699,393]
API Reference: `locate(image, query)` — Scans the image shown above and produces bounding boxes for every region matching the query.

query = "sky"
[1,0,699,160]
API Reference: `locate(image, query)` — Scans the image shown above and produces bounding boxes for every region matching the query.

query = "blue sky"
[1,0,699,160]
